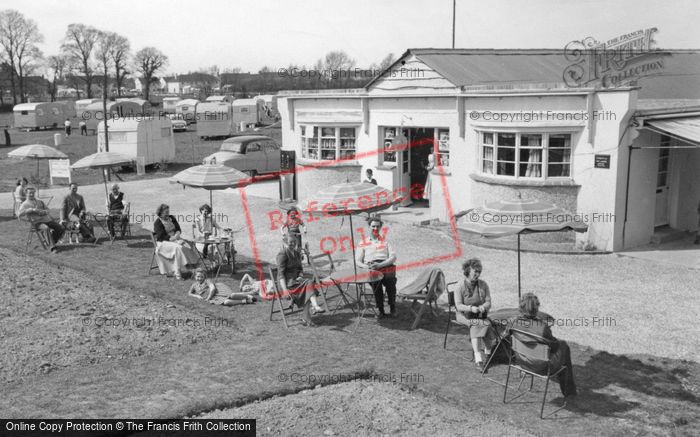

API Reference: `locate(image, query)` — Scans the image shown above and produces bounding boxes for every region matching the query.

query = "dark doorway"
[408,127,434,202]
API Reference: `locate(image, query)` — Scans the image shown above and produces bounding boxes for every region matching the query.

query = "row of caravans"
[196,98,276,139]
[13,99,151,131]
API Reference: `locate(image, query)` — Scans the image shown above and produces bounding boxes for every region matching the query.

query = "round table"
[194,236,235,278]
[329,267,383,332]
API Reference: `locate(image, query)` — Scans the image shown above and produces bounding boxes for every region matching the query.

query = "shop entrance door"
[654,140,671,227]
[407,128,436,203]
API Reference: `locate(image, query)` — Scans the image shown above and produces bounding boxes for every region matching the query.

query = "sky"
[3,0,699,75]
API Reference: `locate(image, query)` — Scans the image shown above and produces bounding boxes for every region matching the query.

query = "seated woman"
[454,258,495,370]
[106,183,128,238]
[194,204,225,263]
[188,268,256,305]
[153,203,199,280]
[276,233,325,326]
[507,293,577,397]
[13,177,28,218]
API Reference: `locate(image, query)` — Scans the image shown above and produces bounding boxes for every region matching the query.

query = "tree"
[134,47,168,101]
[96,31,118,152]
[318,50,356,87]
[61,23,99,98]
[109,34,130,97]
[378,53,395,70]
[47,54,68,101]
[0,10,44,104]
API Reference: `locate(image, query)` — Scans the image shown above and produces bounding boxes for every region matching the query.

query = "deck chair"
[267,266,304,329]
[442,283,475,362]
[398,268,446,330]
[148,233,160,275]
[22,217,51,252]
[503,328,567,419]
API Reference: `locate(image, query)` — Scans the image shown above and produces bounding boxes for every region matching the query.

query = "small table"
[89,213,115,245]
[329,267,383,332]
[194,236,235,279]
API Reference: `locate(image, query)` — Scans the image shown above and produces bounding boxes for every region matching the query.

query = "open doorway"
[407,128,435,205]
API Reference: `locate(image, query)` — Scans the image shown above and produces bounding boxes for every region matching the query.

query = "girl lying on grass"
[188,268,257,305]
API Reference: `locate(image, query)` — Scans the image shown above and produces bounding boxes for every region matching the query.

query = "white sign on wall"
[49,159,72,185]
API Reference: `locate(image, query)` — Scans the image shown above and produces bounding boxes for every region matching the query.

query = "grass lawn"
[0,111,281,192]
[0,196,698,435]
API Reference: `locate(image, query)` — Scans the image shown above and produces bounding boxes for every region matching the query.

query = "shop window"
[300,125,356,161]
[436,129,450,168]
[382,127,398,163]
[479,132,572,179]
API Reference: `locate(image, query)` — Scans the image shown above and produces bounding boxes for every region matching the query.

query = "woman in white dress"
[194,204,226,264]
[423,154,434,201]
[153,204,199,280]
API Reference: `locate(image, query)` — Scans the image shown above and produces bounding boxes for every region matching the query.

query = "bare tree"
[110,34,130,97]
[61,23,99,98]
[0,10,44,104]
[134,47,168,101]
[318,50,356,87]
[378,53,395,70]
[47,54,68,101]
[96,31,118,152]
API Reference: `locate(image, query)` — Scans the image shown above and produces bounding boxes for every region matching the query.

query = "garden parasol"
[8,144,68,180]
[458,196,588,299]
[70,152,135,197]
[305,181,403,279]
[169,164,250,216]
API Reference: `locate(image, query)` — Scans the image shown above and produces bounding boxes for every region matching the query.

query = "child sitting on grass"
[188,268,257,305]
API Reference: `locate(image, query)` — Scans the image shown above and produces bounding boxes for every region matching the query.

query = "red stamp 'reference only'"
[238,138,463,299]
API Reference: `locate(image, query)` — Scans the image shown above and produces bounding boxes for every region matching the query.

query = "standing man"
[364,168,377,185]
[60,183,95,243]
[19,186,64,252]
[355,217,398,318]
[79,120,87,135]
[64,118,72,137]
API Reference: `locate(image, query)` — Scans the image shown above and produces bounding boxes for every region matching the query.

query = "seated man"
[60,182,95,242]
[18,186,65,252]
[105,183,128,238]
[507,293,577,397]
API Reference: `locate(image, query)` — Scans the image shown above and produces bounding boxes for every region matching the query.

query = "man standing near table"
[355,217,397,319]
[60,182,95,243]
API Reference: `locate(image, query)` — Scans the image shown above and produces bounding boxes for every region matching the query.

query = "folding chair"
[22,217,51,252]
[148,233,161,275]
[303,243,353,315]
[267,266,304,329]
[442,282,474,361]
[120,202,132,238]
[503,329,567,419]
[398,268,446,330]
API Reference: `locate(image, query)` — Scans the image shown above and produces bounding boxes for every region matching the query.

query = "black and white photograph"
[0,0,699,435]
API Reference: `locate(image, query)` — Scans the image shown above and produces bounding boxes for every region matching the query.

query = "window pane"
[482,160,493,174]
[340,127,355,138]
[300,125,306,136]
[520,149,542,164]
[383,127,397,163]
[321,127,335,137]
[658,157,668,172]
[497,148,515,161]
[497,133,515,147]
[497,162,515,176]
[483,132,493,145]
[482,146,494,161]
[548,164,570,177]
[521,134,542,147]
[657,173,667,187]
[520,163,542,178]
[548,149,571,163]
[549,134,571,148]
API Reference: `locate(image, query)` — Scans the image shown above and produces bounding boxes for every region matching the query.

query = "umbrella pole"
[103,170,108,198]
[517,233,521,300]
[350,215,358,277]
[36,159,40,182]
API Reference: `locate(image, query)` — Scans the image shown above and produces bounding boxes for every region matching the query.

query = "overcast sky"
[6,0,700,74]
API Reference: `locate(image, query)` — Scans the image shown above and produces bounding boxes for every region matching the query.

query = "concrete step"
[651,226,690,245]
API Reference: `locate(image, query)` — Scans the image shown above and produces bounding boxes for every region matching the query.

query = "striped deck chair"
[398,268,446,330]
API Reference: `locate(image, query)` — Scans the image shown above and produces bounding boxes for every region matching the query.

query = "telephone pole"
[452,0,456,48]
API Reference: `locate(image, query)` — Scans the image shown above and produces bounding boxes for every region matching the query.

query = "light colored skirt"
[155,240,199,275]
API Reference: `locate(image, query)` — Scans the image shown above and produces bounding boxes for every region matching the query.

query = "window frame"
[299,124,357,161]
[477,130,574,180]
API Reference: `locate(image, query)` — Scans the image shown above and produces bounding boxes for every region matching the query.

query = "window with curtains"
[479,131,572,179]
[300,125,356,161]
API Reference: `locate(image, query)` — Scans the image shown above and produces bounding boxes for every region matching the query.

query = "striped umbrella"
[305,181,403,277]
[71,152,135,197]
[458,197,588,298]
[169,164,250,214]
[8,144,68,179]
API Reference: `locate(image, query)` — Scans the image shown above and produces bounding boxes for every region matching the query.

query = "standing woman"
[281,206,306,249]
[422,154,434,200]
[195,204,224,261]
[454,258,494,370]
[153,204,199,280]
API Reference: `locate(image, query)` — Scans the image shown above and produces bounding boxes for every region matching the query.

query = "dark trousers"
[65,126,71,136]
[36,221,65,245]
[80,126,87,135]
[107,213,127,236]
[371,270,397,314]
[551,340,577,397]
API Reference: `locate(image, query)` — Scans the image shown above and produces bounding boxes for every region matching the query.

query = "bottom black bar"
[1,419,256,437]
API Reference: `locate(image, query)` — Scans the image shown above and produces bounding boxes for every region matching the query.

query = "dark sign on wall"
[594,154,611,169]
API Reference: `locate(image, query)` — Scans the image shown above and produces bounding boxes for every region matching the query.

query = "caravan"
[162,97,181,114]
[75,99,101,117]
[97,118,175,166]
[13,102,71,130]
[196,101,233,139]
[84,101,146,134]
[176,99,199,124]
[232,99,263,133]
